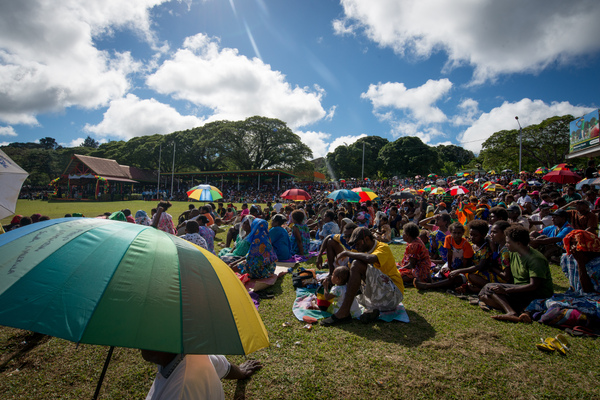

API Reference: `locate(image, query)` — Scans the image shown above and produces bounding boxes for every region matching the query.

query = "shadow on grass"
[334,309,435,347]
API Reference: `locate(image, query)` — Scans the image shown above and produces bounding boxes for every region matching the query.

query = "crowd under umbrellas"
[0,161,596,398]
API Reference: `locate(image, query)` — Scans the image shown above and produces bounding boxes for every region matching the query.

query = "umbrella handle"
[93,346,115,400]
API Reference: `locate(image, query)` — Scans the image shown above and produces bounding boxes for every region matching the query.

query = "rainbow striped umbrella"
[187,184,223,201]
[351,187,379,202]
[423,184,437,192]
[485,184,507,192]
[0,218,268,355]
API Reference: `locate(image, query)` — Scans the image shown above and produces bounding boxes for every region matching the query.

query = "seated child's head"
[449,222,465,242]
[419,229,429,244]
[291,209,305,224]
[332,265,350,286]
[380,216,389,226]
[467,220,489,246]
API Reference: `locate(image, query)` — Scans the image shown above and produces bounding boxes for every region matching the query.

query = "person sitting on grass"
[413,221,478,291]
[317,265,363,318]
[142,350,261,400]
[479,224,554,323]
[529,209,573,263]
[373,215,392,242]
[320,227,404,326]
[197,216,216,254]
[151,201,176,234]
[419,213,451,265]
[315,222,358,271]
[268,214,291,261]
[218,215,254,264]
[229,219,278,279]
[179,220,209,251]
[467,221,512,295]
[398,222,431,285]
[289,210,310,256]
[451,220,493,294]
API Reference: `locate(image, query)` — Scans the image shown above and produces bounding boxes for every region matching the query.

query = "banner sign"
[570,109,600,153]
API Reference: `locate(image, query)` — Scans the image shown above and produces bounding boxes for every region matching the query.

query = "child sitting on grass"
[414,222,473,290]
[320,265,363,318]
[374,215,392,242]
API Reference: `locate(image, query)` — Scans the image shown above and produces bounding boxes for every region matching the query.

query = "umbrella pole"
[92,346,114,400]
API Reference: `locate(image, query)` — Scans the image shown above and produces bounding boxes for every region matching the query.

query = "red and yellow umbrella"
[351,187,379,202]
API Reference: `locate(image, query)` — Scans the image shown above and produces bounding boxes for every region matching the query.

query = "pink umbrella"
[449,185,469,196]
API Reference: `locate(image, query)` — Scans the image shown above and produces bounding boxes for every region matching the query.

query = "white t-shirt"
[517,195,532,206]
[145,355,230,400]
[530,213,553,229]
[273,203,284,213]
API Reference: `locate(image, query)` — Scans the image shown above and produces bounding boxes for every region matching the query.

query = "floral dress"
[290,223,310,255]
[238,219,278,279]
[399,237,431,282]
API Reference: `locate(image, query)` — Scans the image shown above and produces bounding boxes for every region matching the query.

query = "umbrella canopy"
[487,170,497,174]
[423,184,437,192]
[528,180,542,187]
[542,170,581,184]
[187,184,223,201]
[0,218,269,355]
[449,185,469,196]
[509,179,524,186]
[464,179,474,185]
[484,184,506,192]
[576,178,600,190]
[430,187,446,195]
[390,191,415,200]
[435,179,446,186]
[427,174,438,178]
[0,149,29,220]
[501,169,513,173]
[482,181,494,188]
[281,188,311,200]
[351,187,379,202]
[327,189,361,202]
[535,167,549,174]
[402,188,417,195]
[474,178,486,183]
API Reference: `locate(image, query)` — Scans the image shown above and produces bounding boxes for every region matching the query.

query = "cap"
[347,226,371,246]
[437,202,446,208]
[530,191,539,195]
[550,209,568,218]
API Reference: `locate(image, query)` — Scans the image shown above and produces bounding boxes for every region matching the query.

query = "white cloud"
[146,33,328,129]
[0,126,17,136]
[458,98,595,153]
[0,0,163,125]
[452,98,480,126]
[327,134,367,154]
[67,138,85,147]
[295,130,331,159]
[362,79,452,123]
[335,0,600,83]
[85,94,205,139]
[0,142,10,146]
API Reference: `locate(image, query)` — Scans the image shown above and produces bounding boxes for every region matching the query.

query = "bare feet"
[519,313,532,323]
[413,278,428,290]
[491,314,521,323]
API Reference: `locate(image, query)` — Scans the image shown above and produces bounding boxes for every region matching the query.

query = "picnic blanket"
[292,288,410,323]
[278,251,319,264]
[239,266,289,291]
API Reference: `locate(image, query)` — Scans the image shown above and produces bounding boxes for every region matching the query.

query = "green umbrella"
[0,218,268,398]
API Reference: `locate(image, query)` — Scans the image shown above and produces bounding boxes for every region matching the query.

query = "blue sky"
[1,0,599,157]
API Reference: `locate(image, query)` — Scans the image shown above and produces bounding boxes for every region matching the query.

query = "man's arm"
[337,250,378,265]
[224,360,262,380]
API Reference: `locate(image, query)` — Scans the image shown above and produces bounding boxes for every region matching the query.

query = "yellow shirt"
[371,241,405,294]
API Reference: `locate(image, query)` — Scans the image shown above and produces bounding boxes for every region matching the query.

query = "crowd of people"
[4,168,600,397]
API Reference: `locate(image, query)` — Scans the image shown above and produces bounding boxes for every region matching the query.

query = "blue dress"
[269,226,292,261]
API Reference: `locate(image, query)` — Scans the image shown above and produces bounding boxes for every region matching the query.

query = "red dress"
[400,237,431,282]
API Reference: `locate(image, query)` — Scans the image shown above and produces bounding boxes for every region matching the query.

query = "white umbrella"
[0,149,29,219]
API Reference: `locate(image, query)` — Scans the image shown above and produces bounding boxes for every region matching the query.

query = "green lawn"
[1,200,600,399]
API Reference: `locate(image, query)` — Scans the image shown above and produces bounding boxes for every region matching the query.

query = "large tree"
[436,144,475,169]
[218,116,312,170]
[479,115,574,171]
[326,136,389,179]
[377,136,442,177]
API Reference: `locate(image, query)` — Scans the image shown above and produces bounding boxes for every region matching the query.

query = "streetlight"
[515,116,522,172]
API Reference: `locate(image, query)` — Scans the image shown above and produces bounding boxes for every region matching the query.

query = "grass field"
[1,200,600,399]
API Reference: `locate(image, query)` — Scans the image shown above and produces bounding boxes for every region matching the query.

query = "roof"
[172,169,297,179]
[63,154,130,178]
[120,165,157,182]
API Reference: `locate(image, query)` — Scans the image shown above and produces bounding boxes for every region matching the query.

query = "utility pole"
[361,141,365,181]
[157,144,161,198]
[515,116,522,172]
